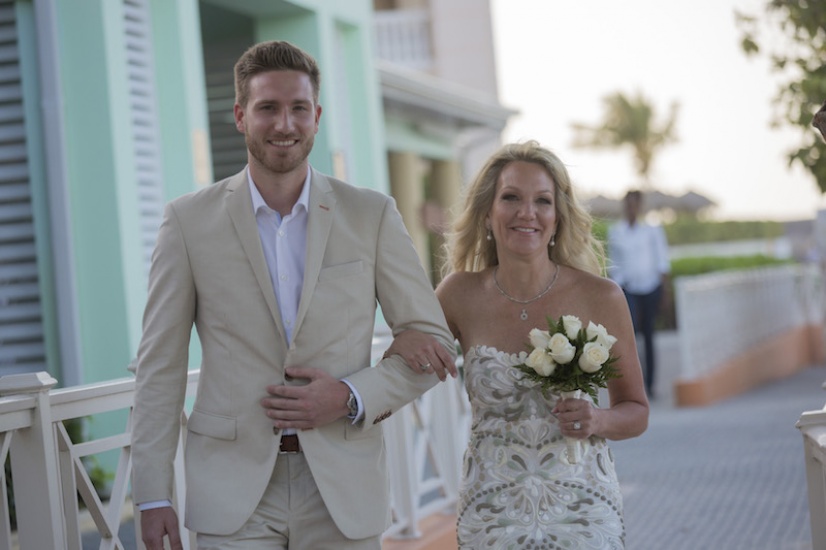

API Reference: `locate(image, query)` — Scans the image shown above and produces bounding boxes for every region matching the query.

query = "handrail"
[0,370,200,550]
[0,328,471,549]
[797,406,826,548]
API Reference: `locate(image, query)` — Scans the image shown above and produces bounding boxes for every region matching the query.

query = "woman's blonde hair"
[446,140,604,275]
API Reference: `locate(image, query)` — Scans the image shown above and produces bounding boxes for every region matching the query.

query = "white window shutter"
[0,0,45,375]
[124,0,164,276]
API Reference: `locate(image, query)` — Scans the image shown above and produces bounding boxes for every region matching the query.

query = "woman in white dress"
[386,141,649,549]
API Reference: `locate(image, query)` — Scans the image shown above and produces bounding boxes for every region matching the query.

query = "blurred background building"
[0,0,513,403]
[373,0,515,280]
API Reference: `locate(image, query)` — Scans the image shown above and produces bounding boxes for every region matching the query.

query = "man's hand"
[383,329,458,381]
[141,507,183,550]
[261,367,350,429]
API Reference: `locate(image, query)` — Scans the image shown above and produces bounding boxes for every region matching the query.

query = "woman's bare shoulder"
[438,270,486,292]
[559,266,626,311]
[436,271,488,309]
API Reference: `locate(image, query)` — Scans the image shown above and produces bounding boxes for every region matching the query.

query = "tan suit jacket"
[131,168,454,538]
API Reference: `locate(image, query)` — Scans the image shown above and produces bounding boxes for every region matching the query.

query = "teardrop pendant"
[520,309,528,321]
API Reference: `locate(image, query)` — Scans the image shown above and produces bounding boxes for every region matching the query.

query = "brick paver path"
[612,365,825,550]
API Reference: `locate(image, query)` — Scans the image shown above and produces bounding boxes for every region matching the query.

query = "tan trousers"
[196,453,381,550]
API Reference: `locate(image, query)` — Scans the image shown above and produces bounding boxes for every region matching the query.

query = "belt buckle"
[279,434,301,454]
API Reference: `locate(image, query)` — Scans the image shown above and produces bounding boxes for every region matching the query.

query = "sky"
[489,0,825,221]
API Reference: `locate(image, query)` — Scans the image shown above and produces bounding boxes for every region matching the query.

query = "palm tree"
[570,91,679,188]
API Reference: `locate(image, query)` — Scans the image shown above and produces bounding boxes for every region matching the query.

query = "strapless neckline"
[465,344,528,365]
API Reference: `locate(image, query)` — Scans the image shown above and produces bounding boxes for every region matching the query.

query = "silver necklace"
[493,264,559,320]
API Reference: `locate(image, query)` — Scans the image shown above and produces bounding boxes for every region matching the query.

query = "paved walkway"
[82,332,826,549]
[613,362,824,550]
[382,362,826,550]
[384,331,826,550]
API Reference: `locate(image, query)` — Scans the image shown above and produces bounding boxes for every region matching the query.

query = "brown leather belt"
[279,434,301,453]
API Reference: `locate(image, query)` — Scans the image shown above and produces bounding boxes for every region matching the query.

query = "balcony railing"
[373,8,433,71]
[1,327,471,549]
[5,264,823,548]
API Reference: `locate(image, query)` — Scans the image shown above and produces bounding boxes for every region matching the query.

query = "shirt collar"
[247,166,312,215]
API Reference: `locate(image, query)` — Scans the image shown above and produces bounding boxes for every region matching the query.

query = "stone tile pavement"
[81,332,826,550]
[611,331,825,550]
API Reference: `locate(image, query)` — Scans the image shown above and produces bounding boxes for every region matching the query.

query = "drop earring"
[550,235,556,247]
[486,228,492,241]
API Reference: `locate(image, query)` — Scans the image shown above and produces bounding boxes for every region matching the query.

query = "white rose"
[529,328,552,350]
[579,341,610,373]
[586,321,618,349]
[561,315,582,340]
[547,333,576,364]
[526,348,556,376]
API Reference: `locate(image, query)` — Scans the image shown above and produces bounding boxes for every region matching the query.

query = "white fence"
[798,402,826,549]
[0,327,471,549]
[674,263,823,381]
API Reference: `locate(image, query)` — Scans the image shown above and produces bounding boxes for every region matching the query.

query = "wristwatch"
[346,391,358,418]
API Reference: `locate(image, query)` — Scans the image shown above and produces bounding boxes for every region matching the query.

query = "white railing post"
[384,405,420,538]
[0,372,66,549]
[429,377,465,499]
[0,341,473,546]
[797,407,826,548]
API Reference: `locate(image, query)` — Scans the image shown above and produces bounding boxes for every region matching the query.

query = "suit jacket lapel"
[225,171,287,343]
[294,168,336,337]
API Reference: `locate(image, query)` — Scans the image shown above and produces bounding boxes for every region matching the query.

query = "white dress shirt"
[137,167,361,512]
[248,168,362,416]
[607,219,670,294]
[249,168,309,344]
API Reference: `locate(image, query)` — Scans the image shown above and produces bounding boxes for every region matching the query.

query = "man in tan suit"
[131,41,456,549]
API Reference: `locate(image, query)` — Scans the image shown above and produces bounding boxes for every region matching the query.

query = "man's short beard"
[246,133,314,175]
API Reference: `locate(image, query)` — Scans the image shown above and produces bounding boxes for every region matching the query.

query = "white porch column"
[388,151,431,273]
[1,372,66,548]
[429,159,462,279]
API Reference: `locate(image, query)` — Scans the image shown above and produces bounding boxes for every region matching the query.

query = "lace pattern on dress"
[456,345,625,550]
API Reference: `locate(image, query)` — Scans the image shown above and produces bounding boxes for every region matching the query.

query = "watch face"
[347,393,358,415]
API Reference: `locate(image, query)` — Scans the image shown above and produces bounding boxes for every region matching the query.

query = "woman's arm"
[554,279,649,441]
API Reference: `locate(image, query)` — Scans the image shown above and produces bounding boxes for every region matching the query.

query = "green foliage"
[570,90,679,183]
[592,218,610,275]
[670,254,792,278]
[591,218,609,244]
[736,2,826,192]
[663,218,785,245]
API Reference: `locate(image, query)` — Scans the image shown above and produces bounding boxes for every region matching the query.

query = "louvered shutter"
[0,0,44,376]
[204,38,248,181]
[123,0,164,275]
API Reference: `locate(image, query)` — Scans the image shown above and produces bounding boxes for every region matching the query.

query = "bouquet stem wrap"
[560,389,585,464]
[516,315,622,466]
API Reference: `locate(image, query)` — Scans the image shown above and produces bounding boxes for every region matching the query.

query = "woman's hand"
[384,329,458,381]
[553,396,596,439]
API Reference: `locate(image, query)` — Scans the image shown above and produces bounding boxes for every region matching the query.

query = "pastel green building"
[0,0,511,470]
[1,0,388,390]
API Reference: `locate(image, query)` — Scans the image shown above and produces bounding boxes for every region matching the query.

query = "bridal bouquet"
[515,315,621,463]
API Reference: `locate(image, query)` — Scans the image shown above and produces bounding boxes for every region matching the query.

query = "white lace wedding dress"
[457,345,625,549]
